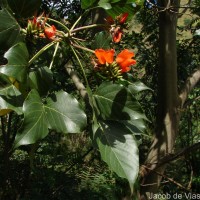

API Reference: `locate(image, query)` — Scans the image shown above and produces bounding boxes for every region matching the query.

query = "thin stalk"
[28,41,58,65]
[45,17,70,33]
[71,43,94,54]
[71,24,107,33]
[69,7,99,32]
[70,14,82,32]
[49,42,60,69]
[70,46,89,88]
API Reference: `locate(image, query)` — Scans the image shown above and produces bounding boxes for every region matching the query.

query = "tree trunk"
[140,0,180,198]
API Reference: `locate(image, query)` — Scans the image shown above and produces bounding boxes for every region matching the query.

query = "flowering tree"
[0,0,147,197]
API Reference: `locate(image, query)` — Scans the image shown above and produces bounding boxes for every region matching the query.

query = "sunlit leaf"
[0,84,23,115]
[95,120,139,190]
[94,82,146,121]
[0,42,29,82]
[45,91,87,133]
[0,9,21,49]
[14,90,49,148]
[29,66,53,96]
[98,2,112,9]
[14,90,87,148]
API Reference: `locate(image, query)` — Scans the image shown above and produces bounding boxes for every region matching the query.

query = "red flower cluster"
[94,48,136,73]
[44,25,57,40]
[27,15,57,40]
[27,16,44,34]
[105,13,129,43]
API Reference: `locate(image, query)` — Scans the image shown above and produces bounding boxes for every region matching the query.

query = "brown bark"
[140,0,180,198]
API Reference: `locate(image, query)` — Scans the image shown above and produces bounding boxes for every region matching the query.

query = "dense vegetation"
[0,0,199,199]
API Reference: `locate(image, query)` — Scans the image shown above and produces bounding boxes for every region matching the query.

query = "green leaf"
[0,9,21,49]
[122,119,146,135]
[29,66,53,96]
[0,43,29,82]
[119,77,152,94]
[95,120,139,189]
[14,90,49,148]
[128,81,152,94]
[81,0,97,9]
[94,82,146,121]
[14,90,87,148]
[92,31,112,50]
[45,91,87,133]
[0,84,23,114]
[7,0,42,18]
[98,2,112,9]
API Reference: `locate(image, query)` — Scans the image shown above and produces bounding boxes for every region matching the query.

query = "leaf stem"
[69,7,99,32]
[49,42,60,69]
[71,24,107,33]
[71,43,95,54]
[45,17,70,33]
[28,41,59,65]
[70,46,89,88]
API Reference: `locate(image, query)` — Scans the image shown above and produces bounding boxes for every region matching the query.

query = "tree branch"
[65,61,88,100]
[179,68,200,107]
[141,165,190,191]
[140,142,200,178]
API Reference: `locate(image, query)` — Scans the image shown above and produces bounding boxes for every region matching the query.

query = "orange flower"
[119,13,129,24]
[44,25,56,39]
[95,49,115,64]
[116,49,136,72]
[112,27,123,43]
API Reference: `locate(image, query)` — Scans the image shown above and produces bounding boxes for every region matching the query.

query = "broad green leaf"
[92,31,112,50]
[128,81,152,94]
[94,82,146,121]
[0,84,23,114]
[0,42,29,82]
[14,90,49,148]
[45,91,87,133]
[98,2,112,9]
[7,0,42,18]
[81,0,97,9]
[0,9,21,49]
[119,78,152,94]
[14,90,87,148]
[95,121,139,189]
[29,66,53,96]
[122,119,146,135]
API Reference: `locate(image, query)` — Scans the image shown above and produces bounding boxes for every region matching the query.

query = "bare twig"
[140,142,200,178]
[141,165,190,191]
[179,68,200,107]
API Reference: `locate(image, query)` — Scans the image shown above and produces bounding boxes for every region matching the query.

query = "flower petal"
[44,25,56,39]
[119,13,129,24]
[113,28,122,43]
[116,49,136,72]
[95,49,115,64]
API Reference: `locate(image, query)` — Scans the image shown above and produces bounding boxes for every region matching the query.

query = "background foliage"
[0,0,199,199]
